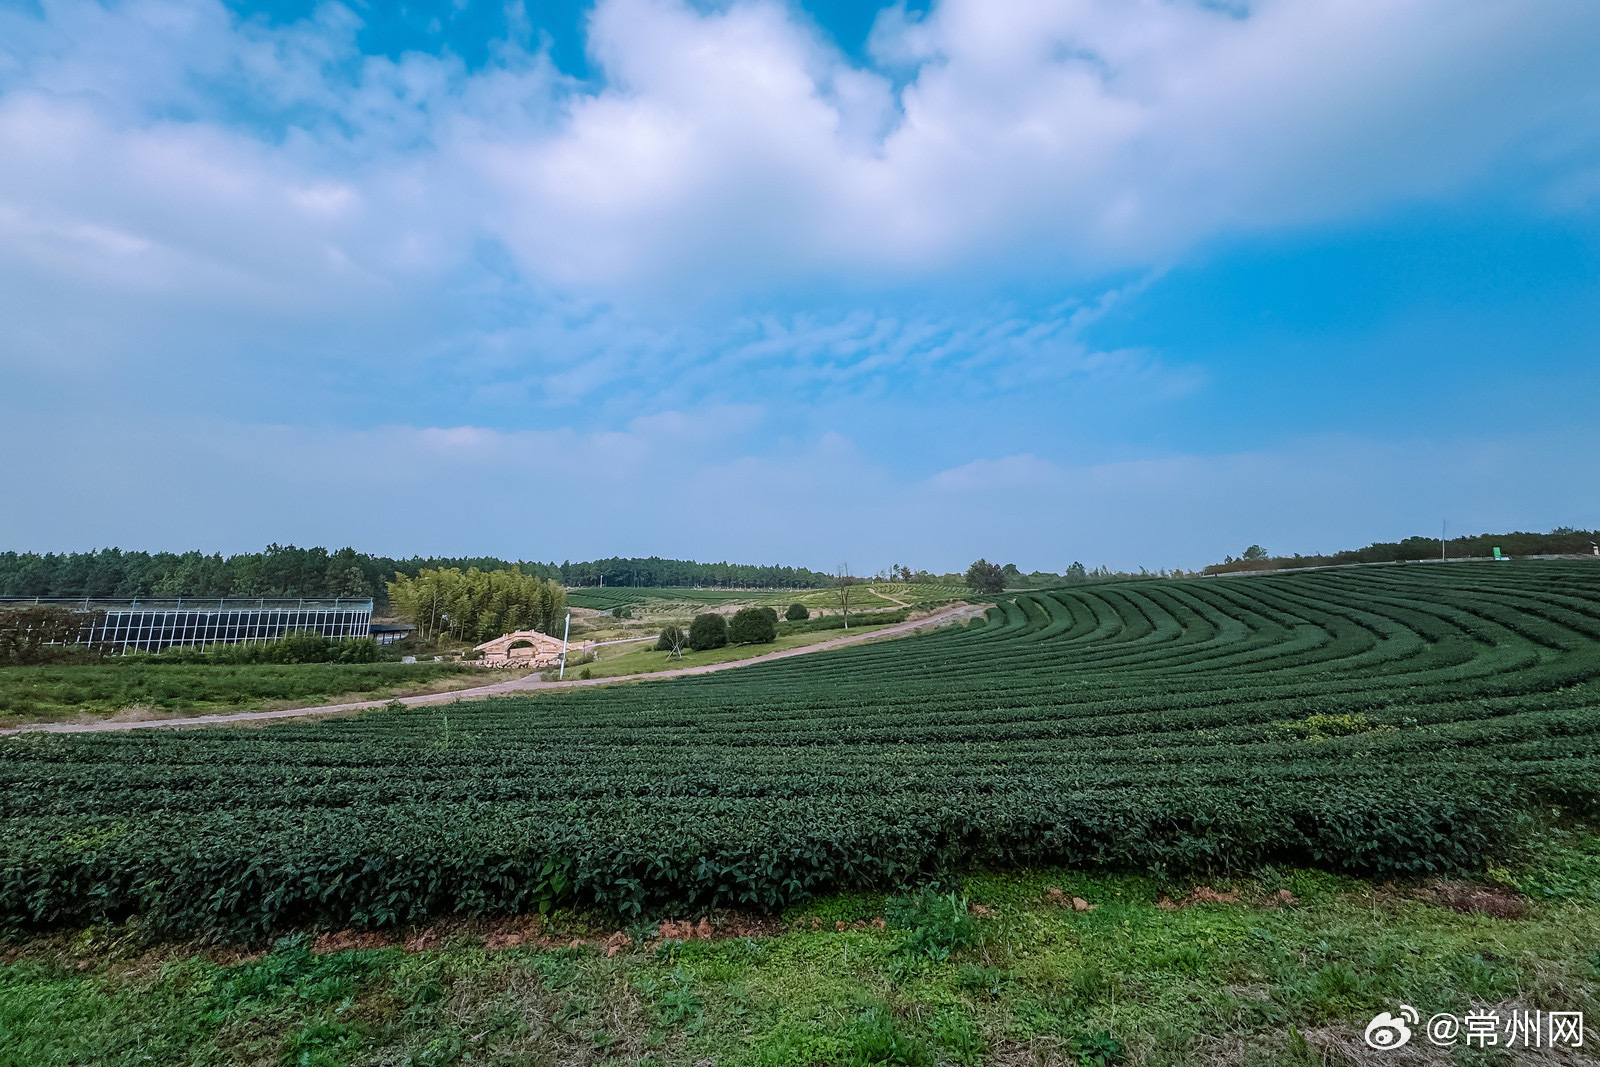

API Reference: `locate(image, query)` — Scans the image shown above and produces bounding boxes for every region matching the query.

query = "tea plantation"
[3,561,1598,937]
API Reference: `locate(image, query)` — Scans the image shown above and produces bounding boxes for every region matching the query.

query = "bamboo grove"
[3,561,1599,936]
[385,567,566,644]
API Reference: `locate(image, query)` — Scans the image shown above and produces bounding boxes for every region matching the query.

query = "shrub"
[0,606,85,665]
[785,603,809,621]
[151,632,379,665]
[655,626,685,652]
[687,613,728,651]
[886,886,979,962]
[728,607,777,645]
[613,606,632,620]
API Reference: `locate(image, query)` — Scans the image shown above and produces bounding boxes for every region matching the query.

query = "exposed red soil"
[799,916,887,933]
[1155,886,1298,910]
[658,912,787,941]
[313,929,397,953]
[1043,887,1098,911]
[1417,880,1526,919]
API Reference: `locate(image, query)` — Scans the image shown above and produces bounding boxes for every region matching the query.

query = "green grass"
[4,832,1598,1066]
[0,661,488,723]
[580,614,913,680]
[566,584,968,616]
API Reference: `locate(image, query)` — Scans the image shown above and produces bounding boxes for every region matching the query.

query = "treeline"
[0,546,833,609]
[556,556,831,589]
[1204,528,1600,575]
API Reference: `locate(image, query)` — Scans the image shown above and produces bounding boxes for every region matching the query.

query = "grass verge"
[4,833,1597,1066]
[0,662,497,725]
[575,617,918,680]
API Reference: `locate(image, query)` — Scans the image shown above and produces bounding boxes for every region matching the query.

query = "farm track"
[0,604,983,736]
[4,560,1600,936]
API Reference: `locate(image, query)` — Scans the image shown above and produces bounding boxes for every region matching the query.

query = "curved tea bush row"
[3,561,1599,935]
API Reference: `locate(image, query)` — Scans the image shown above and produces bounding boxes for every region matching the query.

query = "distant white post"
[559,612,571,680]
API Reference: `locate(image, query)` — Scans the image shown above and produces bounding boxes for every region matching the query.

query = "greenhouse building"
[0,596,373,653]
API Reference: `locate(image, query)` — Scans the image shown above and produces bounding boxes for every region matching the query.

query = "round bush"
[687,613,728,651]
[729,606,778,645]
[654,626,684,652]
[785,603,810,622]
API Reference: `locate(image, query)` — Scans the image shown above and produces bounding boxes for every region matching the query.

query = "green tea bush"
[4,562,1600,936]
[785,603,809,621]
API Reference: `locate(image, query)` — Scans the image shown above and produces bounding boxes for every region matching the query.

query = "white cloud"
[3,0,1597,314]
[2,0,1597,562]
[1,0,1596,399]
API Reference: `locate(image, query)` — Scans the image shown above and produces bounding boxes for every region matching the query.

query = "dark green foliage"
[0,607,84,665]
[887,887,980,962]
[1071,1030,1125,1066]
[687,613,727,651]
[654,626,684,652]
[785,603,809,621]
[964,559,1005,594]
[1206,527,1600,574]
[612,606,632,620]
[728,607,777,645]
[3,562,1600,937]
[145,632,377,665]
[0,546,835,611]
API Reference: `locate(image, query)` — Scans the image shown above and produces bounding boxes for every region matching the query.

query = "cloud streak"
[5,0,1597,304]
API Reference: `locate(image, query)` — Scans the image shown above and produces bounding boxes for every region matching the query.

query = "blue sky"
[2,0,1598,572]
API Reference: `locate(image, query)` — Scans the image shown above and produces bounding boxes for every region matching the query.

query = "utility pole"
[1442,519,1447,562]
[558,612,571,680]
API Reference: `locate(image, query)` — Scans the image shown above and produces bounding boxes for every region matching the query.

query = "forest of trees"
[554,556,831,589]
[0,545,834,610]
[1203,528,1600,574]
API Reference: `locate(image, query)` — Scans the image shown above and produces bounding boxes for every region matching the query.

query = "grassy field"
[577,612,916,680]
[0,661,492,724]
[566,583,969,616]
[2,828,1597,1066]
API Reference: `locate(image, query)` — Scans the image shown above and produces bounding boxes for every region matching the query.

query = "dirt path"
[0,604,981,737]
[867,586,912,608]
